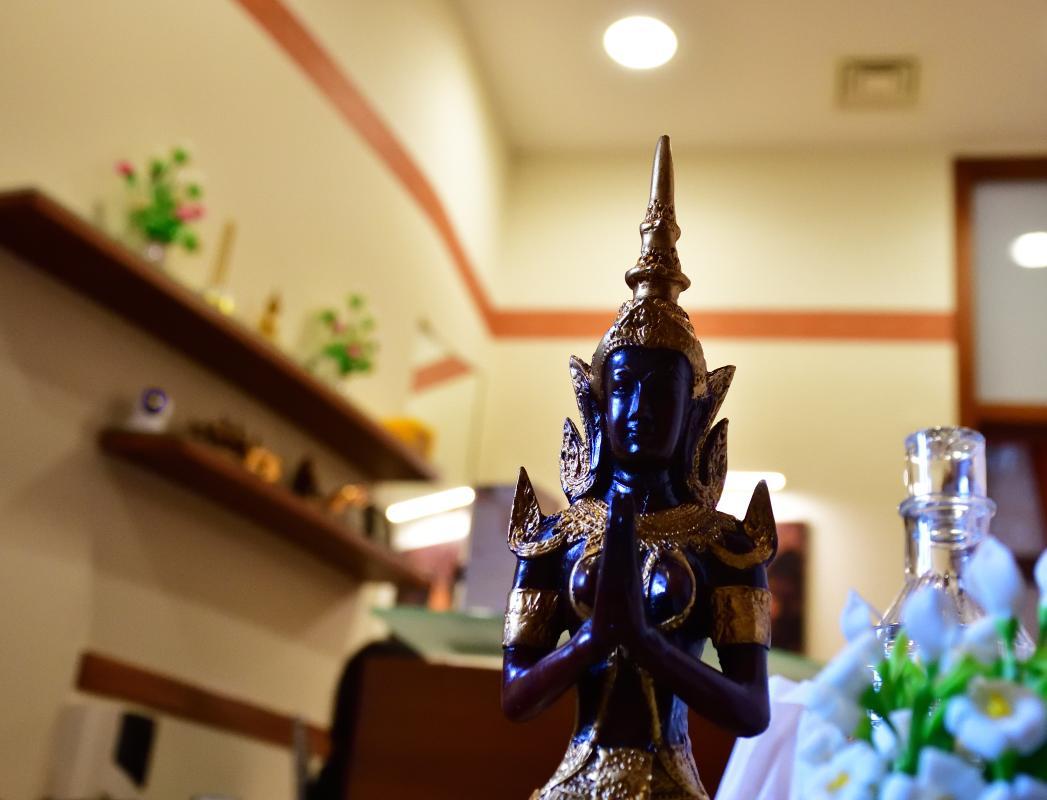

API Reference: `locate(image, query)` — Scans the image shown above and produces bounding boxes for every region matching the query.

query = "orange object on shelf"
[382,417,435,460]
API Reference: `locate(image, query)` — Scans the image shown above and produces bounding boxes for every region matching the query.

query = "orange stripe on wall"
[232,0,956,344]
[233,0,496,327]
[411,355,473,392]
[492,309,954,341]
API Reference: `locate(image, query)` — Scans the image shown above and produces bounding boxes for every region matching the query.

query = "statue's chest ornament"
[559,498,713,631]
[569,545,697,632]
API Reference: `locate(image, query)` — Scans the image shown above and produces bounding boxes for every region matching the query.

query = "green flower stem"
[990,751,1019,782]
[1037,604,1047,651]
[898,673,935,775]
[997,617,1020,681]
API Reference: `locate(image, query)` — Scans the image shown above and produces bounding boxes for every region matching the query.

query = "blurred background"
[1,0,1046,797]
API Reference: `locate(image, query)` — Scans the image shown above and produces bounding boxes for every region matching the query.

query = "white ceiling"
[452,0,1047,152]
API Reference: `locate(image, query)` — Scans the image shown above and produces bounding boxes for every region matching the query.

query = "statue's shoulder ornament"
[708,480,778,570]
[507,468,566,558]
[509,469,777,568]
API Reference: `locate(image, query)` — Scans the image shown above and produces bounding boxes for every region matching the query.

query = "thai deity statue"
[501,136,777,800]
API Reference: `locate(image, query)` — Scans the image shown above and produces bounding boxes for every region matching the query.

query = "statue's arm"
[501,553,608,722]
[593,496,771,737]
[630,566,771,738]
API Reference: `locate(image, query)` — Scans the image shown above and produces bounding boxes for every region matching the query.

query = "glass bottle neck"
[900,500,988,582]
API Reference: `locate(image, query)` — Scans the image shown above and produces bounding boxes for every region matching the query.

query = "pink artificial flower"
[346,343,363,358]
[175,203,205,221]
[332,320,346,333]
[115,160,135,178]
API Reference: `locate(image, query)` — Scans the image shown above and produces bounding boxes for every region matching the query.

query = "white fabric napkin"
[713,676,812,800]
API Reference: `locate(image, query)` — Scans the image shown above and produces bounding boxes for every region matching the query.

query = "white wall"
[0,0,503,796]
[494,149,953,310]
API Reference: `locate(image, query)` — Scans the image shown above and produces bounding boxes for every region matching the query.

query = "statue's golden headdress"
[591,135,707,398]
[510,136,776,564]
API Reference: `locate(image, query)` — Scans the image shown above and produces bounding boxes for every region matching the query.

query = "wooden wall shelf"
[100,429,430,589]
[0,188,436,482]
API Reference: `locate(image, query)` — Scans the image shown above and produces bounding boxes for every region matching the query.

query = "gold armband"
[711,586,772,648]
[503,588,560,648]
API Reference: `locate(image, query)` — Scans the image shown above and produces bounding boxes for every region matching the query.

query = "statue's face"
[603,346,692,468]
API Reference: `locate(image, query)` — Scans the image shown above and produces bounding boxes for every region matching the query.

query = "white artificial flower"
[967,537,1025,619]
[797,715,849,766]
[879,748,987,800]
[807,681,867,738]
[980,775,1047,800]
[880,772,917,800]
[952,616,1004,666]
[807,630,880,736]
[817,630,882,699]
[842,590,881,642]
[1014,775,1047,800]
[903,586,958,663]
[1035,550,1047,609]
[946,677,1047,760]
[906,747,987,800]
[871,709,912,761]
[804,740,884,800]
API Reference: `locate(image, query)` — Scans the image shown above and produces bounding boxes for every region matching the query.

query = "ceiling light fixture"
[603,16,677,70]
[385,486,476,524]
[1009,231,1047,269]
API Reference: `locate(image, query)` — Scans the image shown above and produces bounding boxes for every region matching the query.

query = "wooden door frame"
[953,157,1047,428]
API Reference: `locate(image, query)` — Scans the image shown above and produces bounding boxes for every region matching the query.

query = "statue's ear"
[680,364,735,507]
[703,365,736,426]
[689,418,729,509]
[560,356,600,502]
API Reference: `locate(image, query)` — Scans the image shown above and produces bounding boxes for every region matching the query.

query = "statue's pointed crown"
[591,135,707,398]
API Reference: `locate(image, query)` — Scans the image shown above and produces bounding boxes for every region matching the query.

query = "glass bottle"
[877,426,997,656]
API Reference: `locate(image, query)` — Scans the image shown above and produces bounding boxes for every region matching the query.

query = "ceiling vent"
[837,57,919,109]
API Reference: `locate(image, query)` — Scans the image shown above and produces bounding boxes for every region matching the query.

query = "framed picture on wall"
[768,522,808,654]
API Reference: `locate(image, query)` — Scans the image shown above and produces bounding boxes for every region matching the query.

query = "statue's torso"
[508,496,773,799]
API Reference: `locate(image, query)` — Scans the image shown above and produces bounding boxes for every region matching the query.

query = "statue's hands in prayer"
[590,493,651,655]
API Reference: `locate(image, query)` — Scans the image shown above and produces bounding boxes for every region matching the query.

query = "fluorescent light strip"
[723,471,787,493]
[393,510,472,551]
[385,486,476,524]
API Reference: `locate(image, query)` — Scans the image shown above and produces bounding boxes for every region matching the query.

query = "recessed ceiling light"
[1010,231,1047,269]
[603,16,677,70]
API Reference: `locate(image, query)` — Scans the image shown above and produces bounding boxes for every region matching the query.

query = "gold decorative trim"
[503,589,561,649]
[711,586,772,648]
[558,497,727,555]
[709,481,777,569]
[508,468,566,558]
[587,747,654,796]
[592,298,708,400]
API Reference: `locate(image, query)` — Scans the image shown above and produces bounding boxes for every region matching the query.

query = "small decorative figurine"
[201,220,237,316]
[258,291,282,342]
[125,387,174,433]
[188,417,252,457]
[243,444,282,483]
[290,457,321,498]
[502,137,777,800]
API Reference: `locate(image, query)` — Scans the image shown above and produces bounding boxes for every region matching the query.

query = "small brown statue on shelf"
[502,136,777,800]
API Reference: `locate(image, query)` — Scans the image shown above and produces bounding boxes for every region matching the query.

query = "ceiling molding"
[233,0,956,344]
